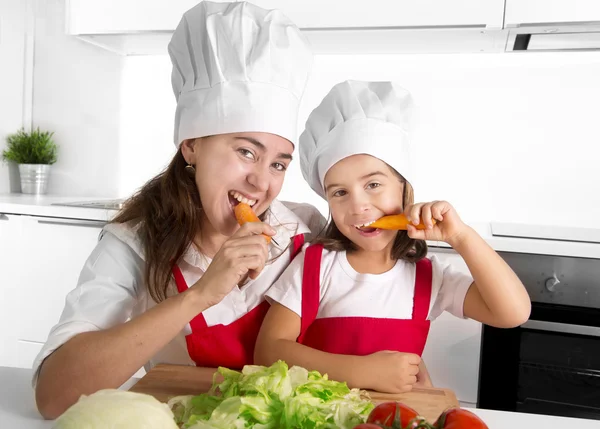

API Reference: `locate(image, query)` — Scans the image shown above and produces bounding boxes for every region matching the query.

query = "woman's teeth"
[229,191,256,207]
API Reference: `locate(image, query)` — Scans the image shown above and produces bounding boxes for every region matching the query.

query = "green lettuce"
[170,361,373,429]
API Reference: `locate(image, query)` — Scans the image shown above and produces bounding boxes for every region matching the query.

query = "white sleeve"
[427,254,474,321]
[264,246,306,317]
[31,231,143,387]
[282,201,327,241]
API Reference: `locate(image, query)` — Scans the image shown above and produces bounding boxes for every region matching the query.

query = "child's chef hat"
[300,80,414,199]
[168,1,313,148]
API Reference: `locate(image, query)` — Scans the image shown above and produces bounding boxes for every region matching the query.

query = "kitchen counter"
[2,193,600,259]
[0,193,118,222]
[2,366,599,428]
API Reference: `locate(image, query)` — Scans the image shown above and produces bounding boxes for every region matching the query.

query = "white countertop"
[0,193,117,222]
[2,366,599,428]
[1,193,600,259]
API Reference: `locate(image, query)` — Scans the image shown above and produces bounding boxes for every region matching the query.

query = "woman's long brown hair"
[112,149,201,302]
[314,170,427,263]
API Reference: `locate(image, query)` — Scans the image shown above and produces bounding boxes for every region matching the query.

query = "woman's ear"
[180,138,198,164]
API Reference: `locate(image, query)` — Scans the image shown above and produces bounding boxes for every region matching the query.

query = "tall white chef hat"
[168,1,313,148]
[300,80,415,199]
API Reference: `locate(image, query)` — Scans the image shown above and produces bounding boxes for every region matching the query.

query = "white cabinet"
[0,213,105,369]
[422,247,481,406]
[250,0,505,29]
[0,214,24,367]
[66,0,217,34]
[505,0,600,26]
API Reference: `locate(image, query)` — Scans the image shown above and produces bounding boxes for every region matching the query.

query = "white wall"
[31,0,124,197]
[0,0,27,193]
[119,51,600,227]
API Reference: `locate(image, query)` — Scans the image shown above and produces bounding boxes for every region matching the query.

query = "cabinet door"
[422,247,481,405]
[15,216,105,368]
[250,0,505,29]
[505,0,600,26]
[0,214,25,367]
[67,0,232,34]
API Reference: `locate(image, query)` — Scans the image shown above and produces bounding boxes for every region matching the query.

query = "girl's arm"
[406,201,531,328]
[255,302,422,393]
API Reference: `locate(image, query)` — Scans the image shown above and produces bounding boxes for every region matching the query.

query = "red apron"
[297,244,432,356]
[173,234,305,369]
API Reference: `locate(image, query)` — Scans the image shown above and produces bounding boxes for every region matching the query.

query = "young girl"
[255,80,531,394]
[33,1,321,419]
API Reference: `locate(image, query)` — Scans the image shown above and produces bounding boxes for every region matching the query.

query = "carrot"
[369,213,435,231]
[234,203,272,243]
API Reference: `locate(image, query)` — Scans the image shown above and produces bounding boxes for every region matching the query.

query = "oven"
[477,251,600,420]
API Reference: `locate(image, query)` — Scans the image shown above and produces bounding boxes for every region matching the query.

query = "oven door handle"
[522,320,600,338]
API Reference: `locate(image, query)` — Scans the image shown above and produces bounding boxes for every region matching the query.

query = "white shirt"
[266,246,474,321]
[31,200,325,385]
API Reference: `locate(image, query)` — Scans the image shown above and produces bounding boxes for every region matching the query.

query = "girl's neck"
[346,246,396,274]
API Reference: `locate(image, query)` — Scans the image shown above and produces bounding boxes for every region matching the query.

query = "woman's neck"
[195,214,230,258]
[346,247,395,274]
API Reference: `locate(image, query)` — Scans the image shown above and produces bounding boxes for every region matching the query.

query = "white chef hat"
[300,80,415,200]
[168,1,313,148]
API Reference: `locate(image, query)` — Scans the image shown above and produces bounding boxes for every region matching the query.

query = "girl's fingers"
[421,203,434,229]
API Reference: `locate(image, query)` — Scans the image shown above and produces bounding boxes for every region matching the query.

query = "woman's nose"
[247,166,270,192]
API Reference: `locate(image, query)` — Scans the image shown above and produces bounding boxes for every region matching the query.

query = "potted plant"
[1,127,58,194]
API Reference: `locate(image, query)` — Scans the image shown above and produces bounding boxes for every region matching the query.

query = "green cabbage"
[52,389,179,429]
[169,361,374,429]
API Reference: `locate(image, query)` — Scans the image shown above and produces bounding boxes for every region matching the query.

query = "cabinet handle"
[521,320,600,338]
[35,217,106,228]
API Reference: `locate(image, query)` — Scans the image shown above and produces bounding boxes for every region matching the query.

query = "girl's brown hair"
[112,148,203,303]
[314,170,427,263]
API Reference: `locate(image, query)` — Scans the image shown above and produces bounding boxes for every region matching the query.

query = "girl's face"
[182,132,294,236]
[324,154,404,253]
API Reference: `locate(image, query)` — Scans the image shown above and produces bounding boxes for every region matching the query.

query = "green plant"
[2,127,58,165]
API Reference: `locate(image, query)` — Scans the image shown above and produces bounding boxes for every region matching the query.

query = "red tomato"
[366,402,426,429]
[434,408,489,429]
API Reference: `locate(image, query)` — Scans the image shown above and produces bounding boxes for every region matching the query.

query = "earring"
[185,163,196,173]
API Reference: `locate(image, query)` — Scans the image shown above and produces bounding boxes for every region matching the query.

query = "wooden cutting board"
[130,364,459,423]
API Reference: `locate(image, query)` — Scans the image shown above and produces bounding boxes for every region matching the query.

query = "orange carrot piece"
[369,213,435,231]
[234,203,272,243]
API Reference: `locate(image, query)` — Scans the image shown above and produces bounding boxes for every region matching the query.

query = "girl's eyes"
[367,182,381,189]
[332,189,347,198]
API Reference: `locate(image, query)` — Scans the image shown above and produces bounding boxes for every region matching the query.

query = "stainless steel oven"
[477,251,600,420]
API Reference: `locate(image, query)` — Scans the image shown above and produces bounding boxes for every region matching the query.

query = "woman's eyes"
[237,149,287,172]
[272,162,287,172]
[237,148,255,160]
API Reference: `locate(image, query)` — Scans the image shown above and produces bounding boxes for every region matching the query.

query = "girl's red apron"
[297,244,432,356]
[173,234,305,369]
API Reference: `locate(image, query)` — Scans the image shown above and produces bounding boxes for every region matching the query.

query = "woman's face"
[182,132,294,236]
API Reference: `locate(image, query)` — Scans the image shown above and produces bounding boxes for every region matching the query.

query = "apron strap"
[412,257,433,321]
[291,234,305,260]
[172,264,208,331]
[297,244,324,342]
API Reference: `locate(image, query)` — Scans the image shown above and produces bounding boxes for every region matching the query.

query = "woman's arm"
[36,288,209,419]
[255,303,421,393]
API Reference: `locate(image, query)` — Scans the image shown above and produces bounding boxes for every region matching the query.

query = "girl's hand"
[404,200,468,247]
[358,351,421,393]
[191,222,276,308]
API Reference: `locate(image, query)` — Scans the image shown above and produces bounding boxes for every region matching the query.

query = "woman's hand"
[404,200,468,248]
[191,222,276,307]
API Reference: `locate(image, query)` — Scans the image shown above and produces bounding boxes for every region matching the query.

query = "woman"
[33,1,321,419]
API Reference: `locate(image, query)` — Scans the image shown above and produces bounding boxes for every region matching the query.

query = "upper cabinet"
[248,0,505,29]
[65,0,600,55]
[505,0,600,26]
[65,0,508,55]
